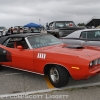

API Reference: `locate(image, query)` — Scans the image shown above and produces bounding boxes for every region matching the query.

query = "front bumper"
[71,65,100,80]
[86,65,100,78]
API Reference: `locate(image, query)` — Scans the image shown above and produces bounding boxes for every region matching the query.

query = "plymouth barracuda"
[0,33,100,88]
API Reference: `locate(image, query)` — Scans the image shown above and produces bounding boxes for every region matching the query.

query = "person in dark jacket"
[6,28,11,36]
[17,26,20,34]
[10,27,13,34]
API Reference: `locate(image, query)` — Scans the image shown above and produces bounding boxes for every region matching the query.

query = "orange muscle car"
[0,33,100,88]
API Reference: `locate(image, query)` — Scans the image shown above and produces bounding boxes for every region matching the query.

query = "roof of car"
[65,28,100,38]
[9,33,42,38]
[0,33,46,44]
[74,28,100,32]
[49,21,74,24]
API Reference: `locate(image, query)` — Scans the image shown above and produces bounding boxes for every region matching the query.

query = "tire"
[54,33,59,38]
[48,65,69,88]
[0,65,3,71]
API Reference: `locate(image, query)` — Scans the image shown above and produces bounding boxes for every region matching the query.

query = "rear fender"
[0,47,12,62]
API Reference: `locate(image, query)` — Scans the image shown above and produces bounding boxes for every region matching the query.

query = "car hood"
[42,44,100,57]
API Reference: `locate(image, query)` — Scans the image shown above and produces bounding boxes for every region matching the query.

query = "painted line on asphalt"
[4,73,23,76]
[0,82,100,98]
[44,76,54,89]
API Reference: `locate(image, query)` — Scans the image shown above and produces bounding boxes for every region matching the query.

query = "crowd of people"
[2,26,42,36]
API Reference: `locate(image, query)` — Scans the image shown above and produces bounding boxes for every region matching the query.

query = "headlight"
[98,58,100,64]
[89,62,93,67]
[89,59,98,67]
[94,59,98,65]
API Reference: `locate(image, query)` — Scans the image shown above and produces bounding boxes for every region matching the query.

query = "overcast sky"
[0,0,100,28]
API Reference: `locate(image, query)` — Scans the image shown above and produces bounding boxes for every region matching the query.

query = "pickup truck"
[47,21,85,38]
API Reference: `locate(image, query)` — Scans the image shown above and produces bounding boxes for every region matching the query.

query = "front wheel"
[48,65,69,88]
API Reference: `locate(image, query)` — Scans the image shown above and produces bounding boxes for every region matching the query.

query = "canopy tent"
[85,18,100,28]
[23,22,42,28]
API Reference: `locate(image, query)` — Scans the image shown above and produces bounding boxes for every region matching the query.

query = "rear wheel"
[0,65,3,71]
[48,65,69,88]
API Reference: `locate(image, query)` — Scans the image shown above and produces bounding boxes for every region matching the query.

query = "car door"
[85,40,100,46]
[80,31,88,46]
[2,37,34,71]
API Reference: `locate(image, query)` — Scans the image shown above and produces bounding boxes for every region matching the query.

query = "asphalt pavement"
[0,83,100,100]
[0,66,100,100]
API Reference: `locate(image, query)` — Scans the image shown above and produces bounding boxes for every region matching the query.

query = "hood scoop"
[65,45,84,49]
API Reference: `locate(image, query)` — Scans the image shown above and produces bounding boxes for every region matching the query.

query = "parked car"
[60,29,100,46]
[0,33,100,87]
[23,27,28,33]
[47,21,85,38]
[23,27,41,33]
[32,28,41,33]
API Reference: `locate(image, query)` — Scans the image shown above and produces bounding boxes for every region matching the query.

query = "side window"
[3,39,10,46]
[6,40,15,48]
[55,22,64,28]
[3,38,29,49]
[80,32,86,39]
[87,31,95,39]
[52,22,55,28]
[94,31,100,38]
[49,22,54,29]
[80,31,100,39]
[3,38,15,48]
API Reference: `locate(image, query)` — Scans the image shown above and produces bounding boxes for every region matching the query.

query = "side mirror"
[17,45,23,50]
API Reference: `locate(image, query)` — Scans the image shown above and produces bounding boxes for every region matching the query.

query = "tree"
[77,23,85,26]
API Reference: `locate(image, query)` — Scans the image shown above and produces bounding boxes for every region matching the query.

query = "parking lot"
[0,66,100,96]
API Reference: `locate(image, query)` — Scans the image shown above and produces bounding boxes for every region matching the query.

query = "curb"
[0,82,100,98]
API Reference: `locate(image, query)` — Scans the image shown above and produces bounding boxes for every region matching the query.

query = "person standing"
[2,29,7,36]
[27,27,32,33]
[10,27,13,34]
[17,26,20,34]
[7,28,11,35]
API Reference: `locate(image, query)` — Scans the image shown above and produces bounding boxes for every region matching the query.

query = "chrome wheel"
[50,67,59,83]
[48,65,69,88]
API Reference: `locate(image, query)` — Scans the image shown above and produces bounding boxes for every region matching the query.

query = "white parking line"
[4,73,23,76]
[0,82,100,98]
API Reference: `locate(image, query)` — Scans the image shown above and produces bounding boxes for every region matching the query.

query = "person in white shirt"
[2,29,7,36]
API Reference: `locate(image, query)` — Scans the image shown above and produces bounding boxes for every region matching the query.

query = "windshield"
[27,35,62,48]
[55,21,76,28]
